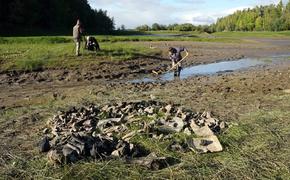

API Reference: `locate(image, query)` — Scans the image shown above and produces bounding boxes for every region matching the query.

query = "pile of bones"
[41,100,226,170]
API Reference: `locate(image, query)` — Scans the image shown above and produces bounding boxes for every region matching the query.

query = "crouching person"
[85,36,100,52]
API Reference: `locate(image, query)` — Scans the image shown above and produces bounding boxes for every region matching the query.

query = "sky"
[88,0,287,29]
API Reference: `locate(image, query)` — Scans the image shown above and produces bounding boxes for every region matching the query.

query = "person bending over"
[168,47,188,77]
[85,36,100,52]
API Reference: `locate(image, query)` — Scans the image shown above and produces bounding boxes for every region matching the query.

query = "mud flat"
[1,38,290,86]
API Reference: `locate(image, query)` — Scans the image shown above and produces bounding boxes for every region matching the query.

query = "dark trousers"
[174,66,182,77]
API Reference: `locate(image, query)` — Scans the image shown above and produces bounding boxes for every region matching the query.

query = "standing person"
[168,47,188,77]
[73,19,83,56]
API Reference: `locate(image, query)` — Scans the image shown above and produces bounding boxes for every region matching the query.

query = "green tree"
[0,0,115,35]
[136,25,150,31]
[255,17,264,31]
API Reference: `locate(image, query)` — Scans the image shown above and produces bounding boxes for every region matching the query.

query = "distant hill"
[0,0,115,36]
[213,0,290,32]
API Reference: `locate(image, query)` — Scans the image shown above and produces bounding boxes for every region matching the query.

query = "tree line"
[135,23,212,33]
[136,0,290,33]
[0,0,115,36]
[214,0,290,31]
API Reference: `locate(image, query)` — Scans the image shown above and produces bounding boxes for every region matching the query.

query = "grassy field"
[1,31,289,73]
[0,34,243,72]
[0,38,160,72]
[0,83,290,179]
[213,31,290,38]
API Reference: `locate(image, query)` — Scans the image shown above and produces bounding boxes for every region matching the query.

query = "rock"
[157,117,184,134]
[170,117,184,132]
[39,137,50,152]
[204,112,212,119]
[183,128,192,135]
[156,125,177,134]
[43,100,226,165]
[164,105,173,114]
[83,120,93,127]
[111,149,121,157]
[144,107,154,114]
[192,126,214,137]
[204,118,217,127]
[187,135,223,153]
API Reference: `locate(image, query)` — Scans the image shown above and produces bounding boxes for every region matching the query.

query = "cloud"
[192,16,215,25]
[88,0,284,28]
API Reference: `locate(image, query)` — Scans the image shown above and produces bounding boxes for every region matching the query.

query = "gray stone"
[44,100,226,165]
[183,128,192,135]
[192,126,214,137]
[144,107,154,114]
[83,120,92,127]
[165,104,173,114]
[167,117,184,133]
[205,117,217,127]
[187,135,223,153]
[111,149,121,157]
[157,125,177,134]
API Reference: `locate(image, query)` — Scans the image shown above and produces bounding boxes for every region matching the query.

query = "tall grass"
[213,31,290,38]
[0,41,161,72]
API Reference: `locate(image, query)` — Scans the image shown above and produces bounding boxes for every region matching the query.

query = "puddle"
[130,58,266,83]
[128,34,196,38]
[161,58,264,81]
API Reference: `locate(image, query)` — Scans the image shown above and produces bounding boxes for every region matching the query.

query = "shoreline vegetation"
[1,31,290,72]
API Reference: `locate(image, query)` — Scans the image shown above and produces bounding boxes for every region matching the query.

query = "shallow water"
[129,34,195,37]
[130,58,265,83]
